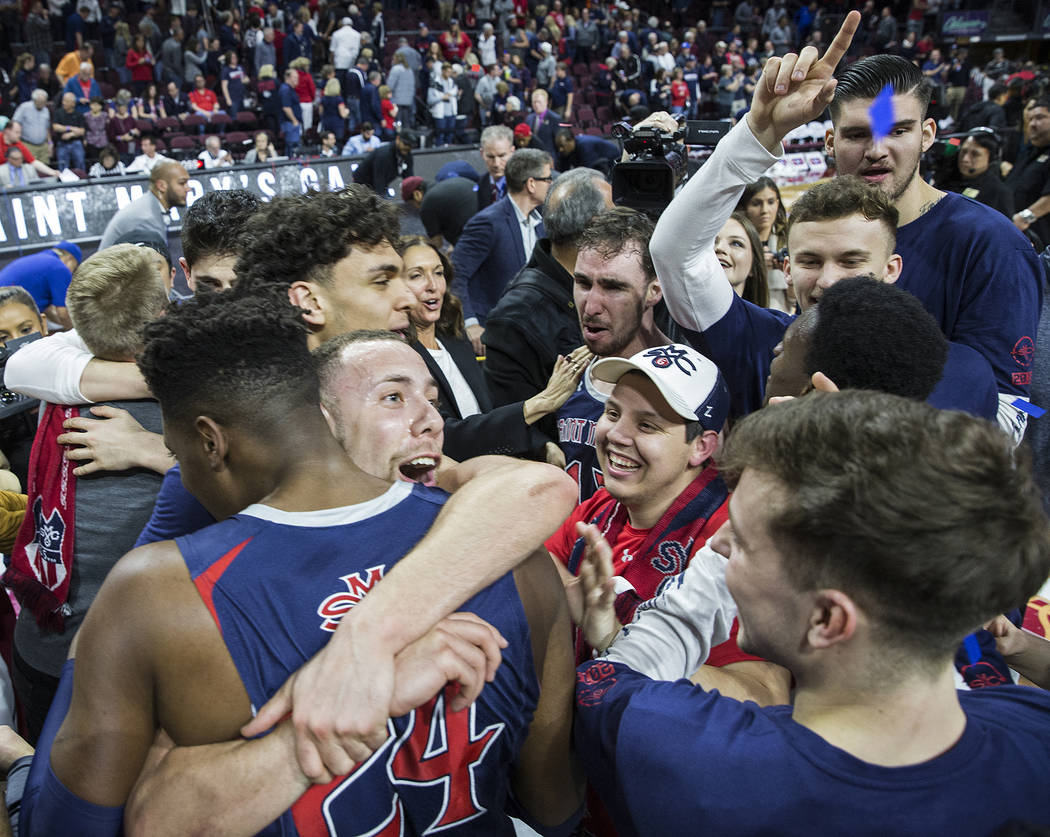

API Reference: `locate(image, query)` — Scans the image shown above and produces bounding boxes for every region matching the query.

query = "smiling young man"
[827,55,1042,440]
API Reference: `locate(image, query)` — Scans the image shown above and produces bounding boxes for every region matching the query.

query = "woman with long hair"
[713,211,769,308]
[736,176,791,311]
[397,236,589,462]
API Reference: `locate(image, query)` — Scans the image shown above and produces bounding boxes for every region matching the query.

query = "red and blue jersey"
[556,363,609,504]
[177,481,539,837]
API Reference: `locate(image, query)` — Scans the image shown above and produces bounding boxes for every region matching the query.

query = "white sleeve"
[601,542,737,681]
[650,119,781,332]
[4,330,94,404]
[997,394,1029,445]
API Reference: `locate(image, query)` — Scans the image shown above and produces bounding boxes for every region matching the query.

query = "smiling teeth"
[608,453,639,470]
[410,457,436,467]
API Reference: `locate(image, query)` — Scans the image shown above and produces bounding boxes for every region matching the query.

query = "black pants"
[11,646,59,747]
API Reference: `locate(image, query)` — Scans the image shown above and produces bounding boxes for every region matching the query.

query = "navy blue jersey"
[556,364,611,503]
[575,661,1050,836]
[178,482,538,837]
[894,192,1042,399]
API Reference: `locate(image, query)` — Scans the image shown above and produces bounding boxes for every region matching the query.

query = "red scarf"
[3,404,78,631]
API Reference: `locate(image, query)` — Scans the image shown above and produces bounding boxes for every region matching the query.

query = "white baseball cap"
[590,344,730,431]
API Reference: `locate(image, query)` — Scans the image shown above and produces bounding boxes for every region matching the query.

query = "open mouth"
[421,297,441,311]
[398,454,440,485]
[861,167,890,182]
[718,257,731,269]
[582,323,608,339]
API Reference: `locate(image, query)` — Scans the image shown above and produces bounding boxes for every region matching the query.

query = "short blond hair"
[67,244,168,361]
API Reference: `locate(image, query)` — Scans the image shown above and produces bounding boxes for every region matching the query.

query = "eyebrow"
[379,374,413,385]
[367,264,402,276]
[840,118,918,133]
[792,248,870,259]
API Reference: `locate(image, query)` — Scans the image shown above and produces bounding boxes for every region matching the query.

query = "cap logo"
[643,345,695,375]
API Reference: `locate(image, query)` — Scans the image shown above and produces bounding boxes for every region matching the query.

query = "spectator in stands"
[34,64,62,102]
[62,61,100,114]
[549,61,575,119]
[221,51,248,118]
[183,36,208,88]
[243,131,279,163]
[12,90,51,164]
[428,62,458,147]
[163,79,190,121]
[255,64,280,133]
[126,135,173,174]
[945,47,971,124]
[0,121,58,178]
[108,89,140,158]
[475,63,501,126]
[0,147,40,188]
[278,66,303,155]
[289,57,317,133]
[254,27,277,77]
[13,54,36,106]
[440,18,473,61]
[88,144,127,177]
[83,96,109,160]
[387,51,416,130]
[525,87,560,154]
[960,83,1009,133]
[378,85,398,140]
[188,74,222,122]
[55,43,92,87]
[341,120,381,155]
[134,82,165,127]
[198,135,233,169]
[160,24,184,88]
[736,177,791,312]
[361,69,384,130]
[937,129,1014,219]
[318,131,339,157]
[125,34,154,97]
[24,2,53,68]
[52,91,86,172]
[283,19,312,68]
[330,17,361,85]
[319,78,349,142]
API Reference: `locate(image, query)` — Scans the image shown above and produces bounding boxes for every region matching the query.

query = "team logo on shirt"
[317,565,386,632]
[1012,336,1035,368]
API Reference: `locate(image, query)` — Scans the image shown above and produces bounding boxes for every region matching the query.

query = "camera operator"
[1006,97,1050,247]
[934,129,1014,218]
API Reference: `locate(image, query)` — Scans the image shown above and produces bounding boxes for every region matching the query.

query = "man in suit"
[0,147,41,188]
[525,88,561,156]
[476,124,513,211]
[452,148,552,354]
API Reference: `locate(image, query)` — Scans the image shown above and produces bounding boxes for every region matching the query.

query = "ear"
[644,278,663,308]
[805,589,858,649]
[193,415,229,471]
[824,127,835,158]
[179,256,195,291]
[920,117,937,152]
[288,282,326,327]
[688,428,720,468]
[883,253,903,284]
[783,254,792,287]
[810,371,840,393]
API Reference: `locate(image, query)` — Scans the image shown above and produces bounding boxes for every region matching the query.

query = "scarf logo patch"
[651,539,691,576]
[27,498,67,589]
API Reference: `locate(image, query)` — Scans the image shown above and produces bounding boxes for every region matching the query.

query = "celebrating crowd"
[0,3,1047,837]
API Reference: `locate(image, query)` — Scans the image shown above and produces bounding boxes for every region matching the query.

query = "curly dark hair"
[577,207,656,282]
[805,277,947,400]
[234,184,401,297]
[396,236,465,339]
[137,289,318,431]
[182,189,262,269]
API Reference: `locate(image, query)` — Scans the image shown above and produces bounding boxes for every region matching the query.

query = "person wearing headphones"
[936,127,1014,219]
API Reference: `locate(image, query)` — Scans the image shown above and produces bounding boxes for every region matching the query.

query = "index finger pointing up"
[819,10,861,72]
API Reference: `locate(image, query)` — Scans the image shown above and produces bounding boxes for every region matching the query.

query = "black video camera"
[610,118,731,218]
[0,333,42,419]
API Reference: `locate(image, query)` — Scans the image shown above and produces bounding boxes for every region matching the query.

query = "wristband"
[1020,208,1037,225]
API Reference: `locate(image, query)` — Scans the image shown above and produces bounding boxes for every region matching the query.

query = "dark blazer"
[476,171,499,211]
[451,196,545,324]
[411,334,550,460]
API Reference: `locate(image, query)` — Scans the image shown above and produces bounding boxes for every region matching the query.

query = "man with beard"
[556,208,673,503]
[98,161,189,250]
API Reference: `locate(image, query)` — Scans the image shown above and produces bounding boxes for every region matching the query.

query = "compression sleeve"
[20,660,126,837]
[3,330,92,404]
[650,118,781,332]
[602,542,736,681]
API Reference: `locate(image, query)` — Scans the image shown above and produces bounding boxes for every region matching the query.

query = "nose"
[391,276,416,312]
[710,520,732,559]
[413,396,443,437]
[815,266,843,291]
[713,238,728,258]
